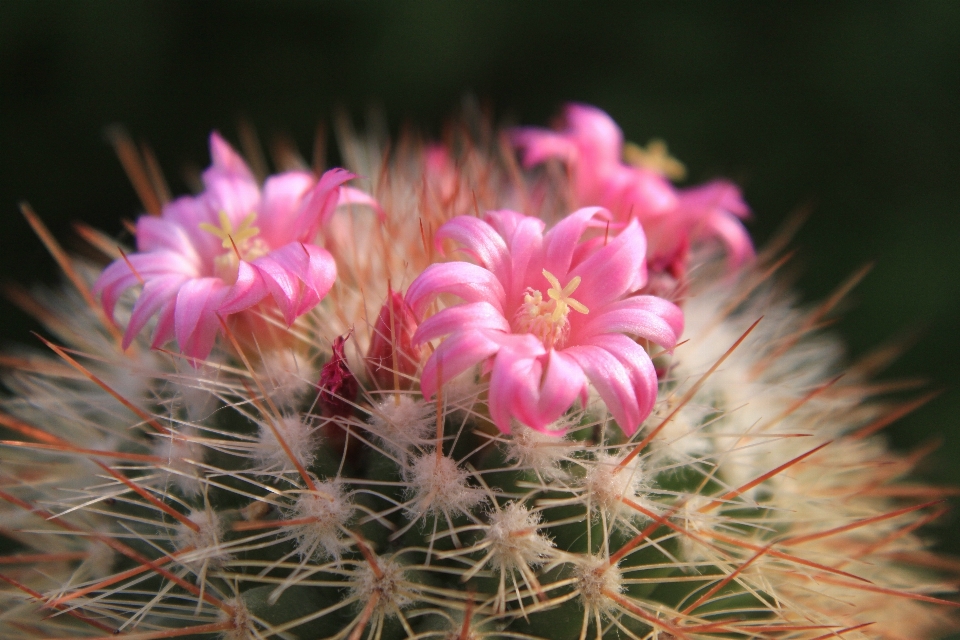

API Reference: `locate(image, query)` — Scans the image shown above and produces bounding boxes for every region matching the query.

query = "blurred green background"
[1,0,958,564]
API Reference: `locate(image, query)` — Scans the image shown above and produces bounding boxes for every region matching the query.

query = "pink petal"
[208,132,255,181]
[294,168,357,241]
[610,166,678,219]
[201,135,261,224]
[337,186,384,221]
[124,274,189,350]
[486,335,547,433]
[257,171,315,247]
[151,298,177,349]
[510,129,579,167]
[485,209,542,239]
[506,218,548,305]
[562,103,625,168]
[419,330,502,400]
[568,218,647,310]
[541,206,610,278]
[94,250,198,322]
[217,260,267,317]
[413,301,511,345]
[159,195,222,263]
[483,210,545,307]
[230,243,335,325]
[405,262,506,318]
[701,211,755,270]
[135,216,202,264]
[174,278,229,360]
[583,333,659,427]
[678,180,750,219]
[562,344,641,435]
[574,295,683,351]
[435,215,510,278]
[514,349,587,433]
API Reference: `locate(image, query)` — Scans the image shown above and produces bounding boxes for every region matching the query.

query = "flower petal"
[510,129,579,167]
[568,218,647,310]
[94,250,199,322]
[256,171,315,247]
[201,134,261,225]
[217,261,267,318]
[124,274,189,350]
[174,278,229,360]
[405,262,506,318]
[413,301,511,345]
[435,215,510,279]
[542,206,610,278]
[294,167,356,241]
[574,295,683,351]
[419,330,501,400]
[562,344,641,435]
[486,335,547,433]
[582,333,659,427]
[514,349,587,433]
[224,242,335,325]
[338,186,384,221]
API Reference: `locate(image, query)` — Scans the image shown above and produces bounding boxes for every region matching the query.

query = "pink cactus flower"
[511,103,753,277]
[406,207,683,435]
[94,132,373,360]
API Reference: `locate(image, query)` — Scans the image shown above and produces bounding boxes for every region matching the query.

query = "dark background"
[2,0,959,564]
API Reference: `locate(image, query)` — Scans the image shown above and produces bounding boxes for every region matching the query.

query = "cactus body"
[0,106,957,639]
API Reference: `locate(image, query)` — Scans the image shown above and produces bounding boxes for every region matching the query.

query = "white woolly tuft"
[580,451,654,523]
[504,422,574,479]
[287,480,354,562]
[366,394,435,456]
[404,454,485,520]
[175,508,230,570]
[253,414,317,472]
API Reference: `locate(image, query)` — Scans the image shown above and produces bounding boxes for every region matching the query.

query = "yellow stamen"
[543,269,589,319]
[199,211,260,250]
[514,270,589,349]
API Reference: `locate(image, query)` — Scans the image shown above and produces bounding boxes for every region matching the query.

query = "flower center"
[199,211,270,283]
[514,269,589,349]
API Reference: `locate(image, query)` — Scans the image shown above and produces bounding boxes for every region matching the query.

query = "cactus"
[0,104,957,640]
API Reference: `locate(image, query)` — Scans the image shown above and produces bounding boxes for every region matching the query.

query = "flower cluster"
[94,123,689,435]
[513,103,753,280]
[94,133,372,360]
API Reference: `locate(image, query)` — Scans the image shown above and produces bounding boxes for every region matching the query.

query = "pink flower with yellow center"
[406,207,683,435]
[512,103,753,278]
[94,132,374,360]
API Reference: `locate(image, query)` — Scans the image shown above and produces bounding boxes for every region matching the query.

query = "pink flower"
[94,132,372,360]
[512,103,753,277]
[406,207,683,435]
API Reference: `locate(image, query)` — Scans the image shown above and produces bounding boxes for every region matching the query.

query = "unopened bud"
[317,334,358,418]
[365,290,422,390]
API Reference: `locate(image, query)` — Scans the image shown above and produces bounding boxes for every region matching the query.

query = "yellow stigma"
[514,269,589,349]
[198,211,267,284]
[199,211,261,251]
[623,138,687,181]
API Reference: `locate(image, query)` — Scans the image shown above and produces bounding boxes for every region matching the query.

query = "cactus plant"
[0,104,957,639]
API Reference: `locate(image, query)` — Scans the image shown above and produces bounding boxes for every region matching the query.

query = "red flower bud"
[365,290,422,390]
[317,333,358,418]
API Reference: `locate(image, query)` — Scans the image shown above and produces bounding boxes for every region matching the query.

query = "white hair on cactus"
[287,479,354,562]
[365,394,435,456]
[253,413,318,473]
